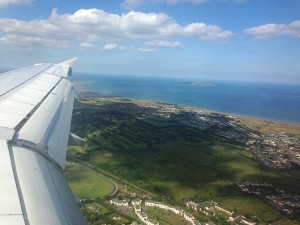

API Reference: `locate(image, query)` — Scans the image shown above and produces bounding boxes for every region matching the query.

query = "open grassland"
[144,208,188,225]
[64,163,114,199]
[279,220,300,225]
[237,117,300,138]
[70,99,300,224]
[218,196,283,223]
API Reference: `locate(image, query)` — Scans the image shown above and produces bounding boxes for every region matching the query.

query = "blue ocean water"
[70,74,300,124]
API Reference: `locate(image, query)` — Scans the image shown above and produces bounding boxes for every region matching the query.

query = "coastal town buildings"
[238,181,300,214]
[110,198,130,207]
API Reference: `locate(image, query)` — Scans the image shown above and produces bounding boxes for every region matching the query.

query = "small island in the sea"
[179,81,216,87]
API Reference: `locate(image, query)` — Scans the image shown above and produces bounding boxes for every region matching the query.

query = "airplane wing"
[0,59,87,225]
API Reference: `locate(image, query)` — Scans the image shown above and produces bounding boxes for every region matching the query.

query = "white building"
[145,200,156,207]
[184,212,195,223]
[134,205,142,213]
[191,220,201,225]
[135,211,159,225]
[136,211,148,223]
[132,198,142,206]
[146,200,202,224]
[170,206,184,215]
[214,205,232,216]
[240,217,257,225]
[110,198,130,207]
[186,200,202,212]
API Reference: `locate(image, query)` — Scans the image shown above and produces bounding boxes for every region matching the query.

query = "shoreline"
[74,88,300,127]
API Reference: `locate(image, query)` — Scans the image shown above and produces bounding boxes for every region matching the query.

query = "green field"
[64,163,114,199]
[70,98,300,224]
[144,208,188,225]
[237,116,300,138]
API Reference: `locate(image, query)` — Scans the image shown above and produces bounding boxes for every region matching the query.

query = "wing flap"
[18,79,73,152]
[12,145,85,225]
[47,89,75,168]
[0,140,24,224]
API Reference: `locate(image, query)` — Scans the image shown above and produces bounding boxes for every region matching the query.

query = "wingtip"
[59,58,78,67]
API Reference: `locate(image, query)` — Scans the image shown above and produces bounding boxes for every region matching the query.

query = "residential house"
[112,213,121,220]
[110,198,130,207]
[214,205,232,216]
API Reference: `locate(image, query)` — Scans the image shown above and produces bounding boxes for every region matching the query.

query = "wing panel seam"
[46,162,72,225]
[12,141,63,170]
[8,145,30,225]
[0,65,53,98]
[13,77,63,133]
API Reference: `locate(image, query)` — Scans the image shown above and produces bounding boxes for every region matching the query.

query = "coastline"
[74,88,300,128]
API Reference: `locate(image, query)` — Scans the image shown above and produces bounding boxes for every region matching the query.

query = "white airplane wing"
[0,59,87,225]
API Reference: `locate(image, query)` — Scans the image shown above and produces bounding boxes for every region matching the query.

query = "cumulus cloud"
[146,40,183,48]
[102,43,118,50]
[137,47,157,52]
[79,42,118,51]
[0,34,69,48]
[182,23,234,41]
[0,0,32,8]
[122,0,208,9]
[0,8,233,50]
[79,42,96,50]
[121,0,248,9]
[244,20,300,39]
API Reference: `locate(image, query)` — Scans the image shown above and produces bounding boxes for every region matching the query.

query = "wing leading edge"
[0,58,87,225]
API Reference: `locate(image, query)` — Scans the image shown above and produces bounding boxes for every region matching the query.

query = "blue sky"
[0,0,299,83]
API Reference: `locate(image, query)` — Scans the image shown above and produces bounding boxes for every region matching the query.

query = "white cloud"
[121,0,247,9]
[122,0,208,9]
[0,8,233,50]
[102,43,118,50]
[146,40,183,48]
[79,43,118,51]
[182,23,234,41]
[79,42,96,50]
[0,0,32,8]
[244,20,300,39]
[0,34,69,48]
[137,47,157,52]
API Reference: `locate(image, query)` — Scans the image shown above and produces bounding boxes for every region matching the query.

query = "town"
[95,98,300,170]
[238,181,300,215]
[246,133,300,169]
[87,196,259,225]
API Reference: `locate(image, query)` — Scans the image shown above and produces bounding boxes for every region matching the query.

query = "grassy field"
[280,220,300,225]
[237,116,300,138]
[64,163,114,199]
[144,208,188,225]
[70,99,300,224]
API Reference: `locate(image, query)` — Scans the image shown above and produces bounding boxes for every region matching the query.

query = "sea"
[70,73,300,124]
